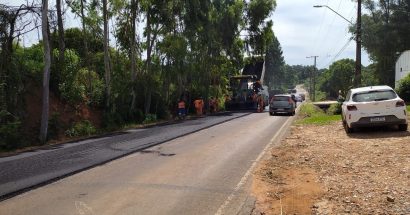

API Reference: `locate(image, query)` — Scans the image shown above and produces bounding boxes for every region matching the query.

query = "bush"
[297,103,341,125]
[0,111,23,150]
[298,103,324,118]
[396,73,410,102]
[314,90,327,101]
[143,114,157,124]
[65,120,96,137]
[327,103,342,115]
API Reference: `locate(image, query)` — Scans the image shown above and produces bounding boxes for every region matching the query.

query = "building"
[395,50,410,88]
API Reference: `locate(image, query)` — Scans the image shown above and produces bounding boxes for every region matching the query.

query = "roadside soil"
[252,118,410,214]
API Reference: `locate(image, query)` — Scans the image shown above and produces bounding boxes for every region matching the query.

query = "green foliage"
[1,0,285,151]
[317,59,354,100]
[314,90,327,101]
[77,68,105,105]
[14,44,44,81]
[57,49,104,105]
[264,35,284,90]
[58,49,84,103]
[361,64,379,86]
[143,114,157,124]
[396,73,410,102]
[327,103,342,115]
[65,120,96,137]
[296,103,341,125]
[0,111,23,150]
[298,103,324,118]
[359,0,410,86]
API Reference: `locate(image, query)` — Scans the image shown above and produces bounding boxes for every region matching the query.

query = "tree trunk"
[130,0,138,112]
[103,0,111,108]
[40,0,51,144]
[143,8,158,115]
[56,0,65,64]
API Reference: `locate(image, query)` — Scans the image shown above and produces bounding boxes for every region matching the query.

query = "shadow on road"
[348,126,410,139]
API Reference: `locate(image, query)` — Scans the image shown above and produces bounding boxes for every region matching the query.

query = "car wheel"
[269,112,274,116]
[398,124,408,131]
[343,121,353,133]
[292,110,296,116]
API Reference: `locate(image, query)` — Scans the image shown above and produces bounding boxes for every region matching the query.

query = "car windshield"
[352,90,397,102]
[272,96,289,101]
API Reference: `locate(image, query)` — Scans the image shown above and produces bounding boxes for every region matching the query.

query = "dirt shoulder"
[252,120,410,215]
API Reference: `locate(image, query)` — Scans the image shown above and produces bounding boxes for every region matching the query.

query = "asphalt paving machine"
[225,60,269,111]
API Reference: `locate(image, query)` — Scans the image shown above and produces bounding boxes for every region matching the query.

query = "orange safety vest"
[194,99,203,108]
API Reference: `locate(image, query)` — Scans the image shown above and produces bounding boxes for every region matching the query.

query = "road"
[0,112,250,199]
[0,111,294,215]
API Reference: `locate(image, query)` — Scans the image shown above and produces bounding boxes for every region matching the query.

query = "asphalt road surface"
[0,112,250,199]
[0,111,294,215]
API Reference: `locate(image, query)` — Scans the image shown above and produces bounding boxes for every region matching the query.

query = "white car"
[341,85,408,133]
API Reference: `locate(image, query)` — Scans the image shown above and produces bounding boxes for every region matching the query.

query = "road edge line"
[215,113,295,215]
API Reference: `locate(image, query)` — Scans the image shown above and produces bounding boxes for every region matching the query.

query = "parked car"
[341,85,408,133]
[299,93,306,101]
[295,94,303,102]
[269,94,296,116]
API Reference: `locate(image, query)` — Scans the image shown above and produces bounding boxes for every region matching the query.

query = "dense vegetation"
[313,0,410,101]
[1,0,309,150]
[2,0,409,151]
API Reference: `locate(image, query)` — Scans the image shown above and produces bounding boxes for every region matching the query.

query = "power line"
[321,37,353,68]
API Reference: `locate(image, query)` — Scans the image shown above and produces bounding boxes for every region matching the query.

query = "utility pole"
[355,0,362,87]
[307,56,318,101]
[314,3,361,87]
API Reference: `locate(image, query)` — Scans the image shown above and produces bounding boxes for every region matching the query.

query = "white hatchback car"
[341,85,408,133]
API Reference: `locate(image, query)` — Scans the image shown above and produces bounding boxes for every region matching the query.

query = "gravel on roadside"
[252,121,410,215]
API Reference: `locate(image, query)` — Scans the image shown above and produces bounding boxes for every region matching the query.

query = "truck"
[225,60,269,111]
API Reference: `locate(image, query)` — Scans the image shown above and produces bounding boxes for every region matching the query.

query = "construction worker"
[177,99,186,119]
[253,80,263,94]
[194,97,204,116]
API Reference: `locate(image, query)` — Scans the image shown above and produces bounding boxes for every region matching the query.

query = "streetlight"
[313,5,353,25]
[314,3,362,87]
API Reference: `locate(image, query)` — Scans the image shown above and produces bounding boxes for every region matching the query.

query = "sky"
[2,0,371,69]
[273,0,371,68]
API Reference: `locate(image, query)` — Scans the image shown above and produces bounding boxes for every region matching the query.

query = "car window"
[272,96,289,101]
[352,90,397,102]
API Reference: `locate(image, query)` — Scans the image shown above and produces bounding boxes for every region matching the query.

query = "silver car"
[269,94,296,116]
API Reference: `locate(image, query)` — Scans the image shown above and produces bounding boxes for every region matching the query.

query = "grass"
[296,103,341,125]
[407,105,410,112]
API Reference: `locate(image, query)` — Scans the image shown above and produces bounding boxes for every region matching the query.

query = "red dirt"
[23,82,102,143]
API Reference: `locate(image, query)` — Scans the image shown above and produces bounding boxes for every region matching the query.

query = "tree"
[130,0,138,112]
[320,59,355,98]
[56,0,65,64]
[245,0,276,55]
[39,0,51,144]
[264,34,284,89]
[0,2,41,113]
[102,0,111,108]
[359,0,410,86]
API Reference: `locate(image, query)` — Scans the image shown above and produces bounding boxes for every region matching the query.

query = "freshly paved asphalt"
[0,111,294,215]
[0,112,250,200]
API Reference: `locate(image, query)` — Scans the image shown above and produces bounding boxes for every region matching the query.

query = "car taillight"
[347,105,357,111]
[288,97,292,104]
[396,100,405,107]
[270,96,275,103]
